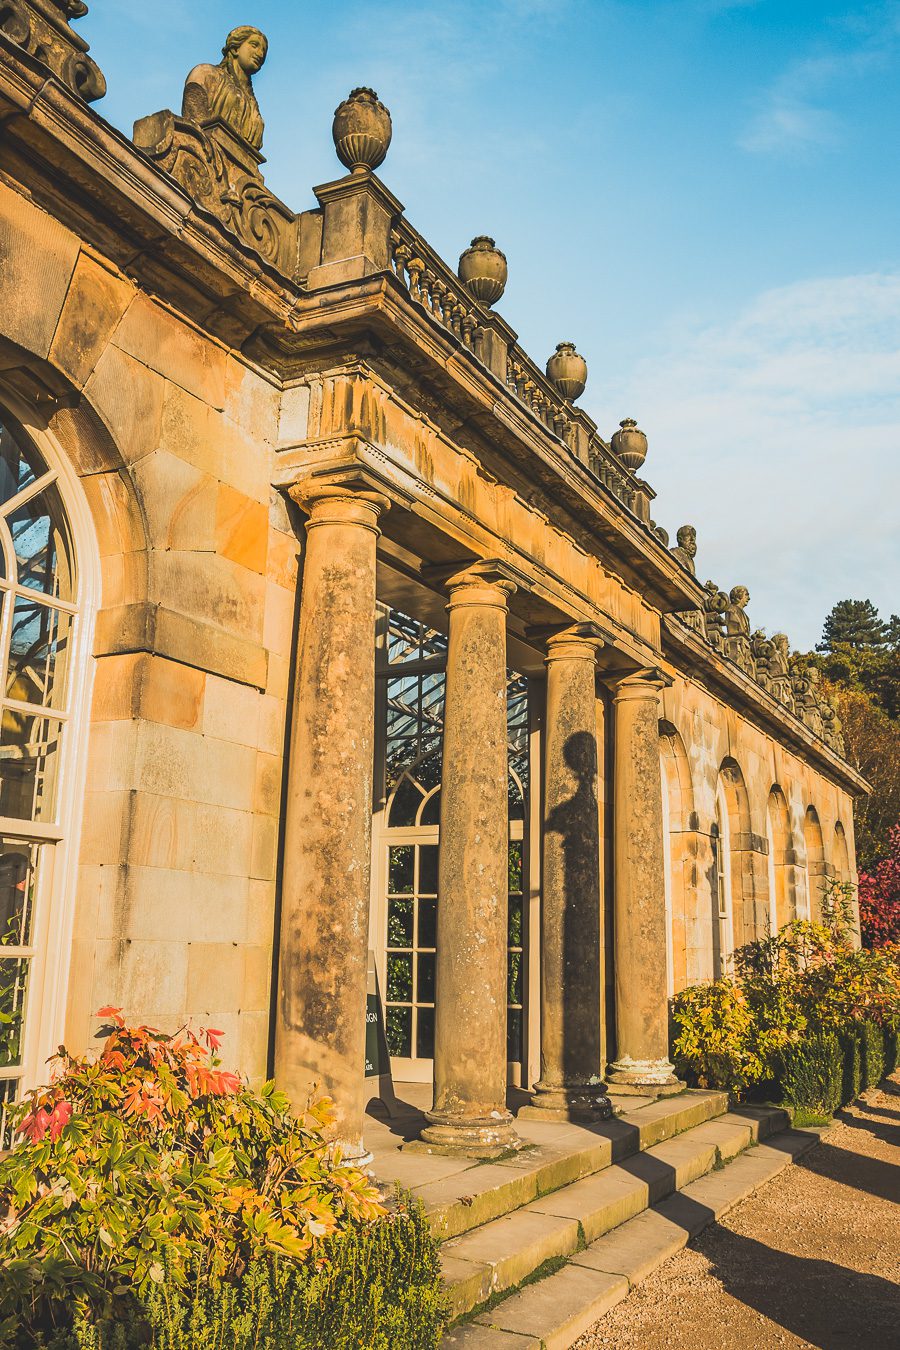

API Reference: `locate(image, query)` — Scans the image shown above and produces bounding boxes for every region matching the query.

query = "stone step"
[440,1105,788,1319]
[444,1124,817,1349]
[374,1089,728,1244]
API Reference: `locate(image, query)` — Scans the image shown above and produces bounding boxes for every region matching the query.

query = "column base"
[412,1109,524,1159]
[607,1056,684,1096]
[331,1139,374,1168]
[518,1081,613,1123]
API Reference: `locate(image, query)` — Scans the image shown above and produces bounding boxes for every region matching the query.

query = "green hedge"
[884,1027,899,1077]
[860,1021,886,1090]
[5,1205,448,1350]
[838,1031,861,1106]
[778,1033,842,1122]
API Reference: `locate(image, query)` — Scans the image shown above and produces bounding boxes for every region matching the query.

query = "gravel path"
[575,1077,900,1350]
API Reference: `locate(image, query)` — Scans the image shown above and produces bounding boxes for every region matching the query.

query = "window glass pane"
[388,775,422,828]
[386,738,418,788]
[417,952,436,1004]
[385,1005,411,1057]
[416,1006,435,1059]
[508,895,523,948]
[388,845,414,895]
[0,840,38,948]
[387,676,420,739]
[418,845,438,896]
[6,596,72,710]
[420,788,441,826]
[387,898,414,948]
[386,952,413,1002]
[0,956,29,1068]
[0,707,62,822]
[507,950,522,1006]
[0,421,40,506]
[508,841,523,894]
[418,897,437,950]
[507,1008,523,1063]
[6,486,73,599]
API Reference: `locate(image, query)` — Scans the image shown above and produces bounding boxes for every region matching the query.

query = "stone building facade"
[0,8,865,1156]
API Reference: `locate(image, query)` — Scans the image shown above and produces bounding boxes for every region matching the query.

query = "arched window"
[804,807,826,921]
[766,787,795,931]
[710,787,733,978]
[0,409,90,1138]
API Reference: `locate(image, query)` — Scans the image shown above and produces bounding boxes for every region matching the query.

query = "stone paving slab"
[474,1266,629,1348]
[526,1165,650,1243]
[443,1326,541,1348]
[443,1208,582,1296]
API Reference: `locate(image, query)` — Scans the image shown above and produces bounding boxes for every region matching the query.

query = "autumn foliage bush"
[858,823,900,948]
[0,1011,447,1349]
[671,881,900,1110]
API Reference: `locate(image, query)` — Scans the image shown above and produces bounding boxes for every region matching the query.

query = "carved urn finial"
[1,0,107,102]
[332,87,392,174]
[546,342,587,401]
[610,418,648,473]
[458,236,508,306]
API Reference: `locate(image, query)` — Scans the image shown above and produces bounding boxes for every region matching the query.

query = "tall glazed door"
[371,607,529,1084]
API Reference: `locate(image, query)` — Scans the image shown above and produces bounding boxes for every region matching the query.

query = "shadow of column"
[545,729,601,1082]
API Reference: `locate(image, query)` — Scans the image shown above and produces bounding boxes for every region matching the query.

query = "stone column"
[274,482,388,1160]
[420,563,523,1156]
[521,625,611,1121]
[608,669,682,1093]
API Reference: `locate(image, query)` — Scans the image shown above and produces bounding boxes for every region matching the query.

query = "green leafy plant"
[859,1020,886,1090]
[0,1009,386,1343]
[779,1033,842,1125]
[837,1031,861,1107]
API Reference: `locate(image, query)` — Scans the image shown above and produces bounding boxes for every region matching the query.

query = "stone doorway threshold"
[365,1084,818,1349]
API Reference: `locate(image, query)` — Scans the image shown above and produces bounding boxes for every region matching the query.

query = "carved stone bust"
[182,25,268,151]
[724,585,753,672]
[670,524,697,576]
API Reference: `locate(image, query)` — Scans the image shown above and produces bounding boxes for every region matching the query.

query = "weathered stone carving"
[670,524,696,575]
[821,697,845,755]
[751,629,774,691]
[790,661,823,738]
[651,520,670,547]
[724,585,753,674]
[702,580,728,651]
[133,28,298,277]
[0,0,106,102]
[333,87,393,175]
[546,342,587,402]
[768,633,794,710]
[182,25,267,151]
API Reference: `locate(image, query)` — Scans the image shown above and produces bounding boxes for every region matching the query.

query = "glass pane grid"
[381,610,529,1067]
[0,1076,19,1150]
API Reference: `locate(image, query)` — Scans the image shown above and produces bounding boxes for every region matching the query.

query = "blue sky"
[85,0,900,649]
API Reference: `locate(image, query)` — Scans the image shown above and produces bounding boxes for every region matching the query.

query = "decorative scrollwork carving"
[0,0,106,102]
[133,110,298,278]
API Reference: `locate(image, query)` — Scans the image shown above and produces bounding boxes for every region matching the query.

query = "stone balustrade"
[390,223,486,358]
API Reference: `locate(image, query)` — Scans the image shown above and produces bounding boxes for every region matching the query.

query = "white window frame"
[0,388,98,1124]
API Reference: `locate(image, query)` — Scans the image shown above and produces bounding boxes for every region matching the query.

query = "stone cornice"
[662,614,870,797]
[0,40,706,619]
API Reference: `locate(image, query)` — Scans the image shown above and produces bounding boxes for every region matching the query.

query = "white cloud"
[614,273,900,649]
[738,98,842,156]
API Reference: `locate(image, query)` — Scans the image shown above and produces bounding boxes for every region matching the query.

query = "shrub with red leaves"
[859,824,900,948]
